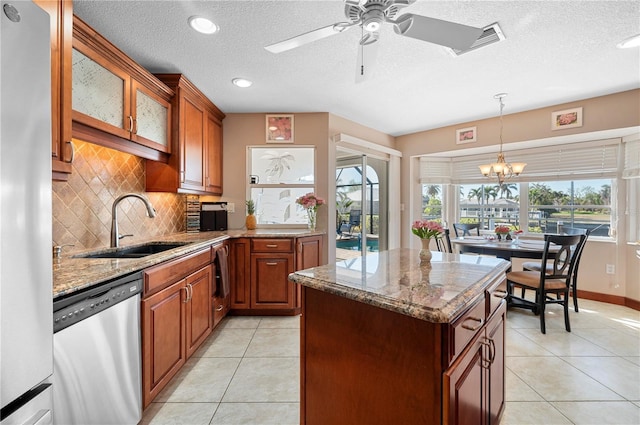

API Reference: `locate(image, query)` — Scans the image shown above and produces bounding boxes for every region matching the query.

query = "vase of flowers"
[296,192,325,231]
[411,220,444,264]
[494,225,511,241]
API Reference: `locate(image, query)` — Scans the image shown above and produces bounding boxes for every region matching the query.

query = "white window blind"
[420,139,620,184]
[419,158,452,183]
[622,138,640,179]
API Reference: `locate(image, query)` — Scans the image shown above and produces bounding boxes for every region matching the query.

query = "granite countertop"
[54,229,324,299]
[288,248,510,324]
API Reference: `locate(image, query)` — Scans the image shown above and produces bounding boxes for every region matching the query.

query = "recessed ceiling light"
[617,33,640,49]
[232,78,253,88]
[188,16,218,35]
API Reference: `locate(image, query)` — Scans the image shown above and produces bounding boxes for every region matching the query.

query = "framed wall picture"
[456,126,477,144]
[266,114,294,143]
[551,107,583,130]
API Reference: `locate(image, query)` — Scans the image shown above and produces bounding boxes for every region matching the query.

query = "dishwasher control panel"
[53,272,142,333]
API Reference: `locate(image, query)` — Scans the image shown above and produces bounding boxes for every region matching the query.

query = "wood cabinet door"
[444,334,486,425]
[179,93,206,191]
[205,113,223,195]
[141,280,186,409]
[229,239,251,310]
[295,235,322,308]
[487,302,506,425]
[296,235,323,271]
[251,253,295,309]
[185,265,213,358]
[35,0,73,177]
[131,79,171,153]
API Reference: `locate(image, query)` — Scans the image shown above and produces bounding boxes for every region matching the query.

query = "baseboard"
[576,289,640,311]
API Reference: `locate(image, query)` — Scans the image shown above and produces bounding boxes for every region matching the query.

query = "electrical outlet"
[606,264,615,274]
[227,203,235,213]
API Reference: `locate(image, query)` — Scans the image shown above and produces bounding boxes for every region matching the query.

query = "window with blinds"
[420,139,620,184]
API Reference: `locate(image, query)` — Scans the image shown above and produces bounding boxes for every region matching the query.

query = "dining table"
[451,236,551,261]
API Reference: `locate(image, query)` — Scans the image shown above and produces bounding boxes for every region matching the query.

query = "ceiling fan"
[264,0,484,81]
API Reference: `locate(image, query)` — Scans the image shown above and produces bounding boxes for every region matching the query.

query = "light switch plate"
[227,203,235,213]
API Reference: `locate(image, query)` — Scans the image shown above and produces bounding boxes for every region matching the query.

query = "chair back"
[349,209,361,226]
[435,229,453,253]
[453,223,481,237]
[540,234,585,283]
[563,227,588,236]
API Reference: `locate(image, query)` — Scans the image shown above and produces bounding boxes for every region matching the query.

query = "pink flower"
[495,225,511,234]
[295,193,325,211]
[411,220,443,239]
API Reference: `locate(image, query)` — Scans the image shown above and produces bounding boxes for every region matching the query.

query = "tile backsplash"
[53,140,186,253]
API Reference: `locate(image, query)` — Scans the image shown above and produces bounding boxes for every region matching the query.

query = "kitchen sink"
[75,242,192,259]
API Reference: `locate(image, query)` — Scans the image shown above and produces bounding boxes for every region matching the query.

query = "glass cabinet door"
[71,47,130,138]
[132,82,170,152]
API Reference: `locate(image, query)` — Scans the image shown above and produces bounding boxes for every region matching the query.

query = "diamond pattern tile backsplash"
[53,140,186,253]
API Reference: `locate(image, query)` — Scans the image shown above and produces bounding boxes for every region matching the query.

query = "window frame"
[246,145,317,228]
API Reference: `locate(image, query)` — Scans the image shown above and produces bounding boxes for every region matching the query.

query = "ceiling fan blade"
[355,37,380,83]
[265,23,353,54]
[393,13,483,50]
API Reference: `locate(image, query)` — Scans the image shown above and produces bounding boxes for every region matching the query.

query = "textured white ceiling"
[72,0,640,137]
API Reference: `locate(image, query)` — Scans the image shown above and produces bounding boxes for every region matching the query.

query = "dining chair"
[453,223,481,237]
[522,228,590,312]
[506,234,585,334]
[435,229,453,253]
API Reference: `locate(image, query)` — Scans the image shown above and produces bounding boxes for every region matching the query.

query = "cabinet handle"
[266,244,278,248]
[187,284,193,301]
[65,140,75,164]
[182,286,189,303]
[128,116,134,132]
[216,305,224,312]
[493,290,508,299]
[480,339,492,369]
[265,262,278,266]
[461,316,483,331]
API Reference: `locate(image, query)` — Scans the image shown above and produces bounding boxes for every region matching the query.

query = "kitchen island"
[288,249,510,425]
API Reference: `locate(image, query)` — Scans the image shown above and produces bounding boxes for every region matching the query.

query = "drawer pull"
[215,305,224,312]
[265,262,278,266]
[493,290,508,299]
[265,244,278,248]
[461,316,483,331]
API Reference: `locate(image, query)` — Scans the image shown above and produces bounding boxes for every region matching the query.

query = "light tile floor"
[140,299,640,425]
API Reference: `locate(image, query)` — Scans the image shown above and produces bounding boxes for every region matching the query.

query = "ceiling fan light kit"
[264,0,484,81]
[479,93,527,185]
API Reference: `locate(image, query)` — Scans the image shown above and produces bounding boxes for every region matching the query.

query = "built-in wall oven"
[52,272,143,425]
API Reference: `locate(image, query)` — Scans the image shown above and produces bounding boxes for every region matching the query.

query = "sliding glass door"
[335,149,388,260]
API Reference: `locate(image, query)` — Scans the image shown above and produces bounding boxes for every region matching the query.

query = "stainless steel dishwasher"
[52,272,143,425]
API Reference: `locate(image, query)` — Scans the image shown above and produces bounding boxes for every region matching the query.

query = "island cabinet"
[71,16,173,161]
[289,249,509,425]
[34,0,73,180]
[146,74,225,195]
[229,235,323,315]
[141,248,213,409]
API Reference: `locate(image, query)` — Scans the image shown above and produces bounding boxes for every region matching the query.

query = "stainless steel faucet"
[111,193,157,248]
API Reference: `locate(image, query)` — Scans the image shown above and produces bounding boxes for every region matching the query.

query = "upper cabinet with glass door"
[71,16,173,158]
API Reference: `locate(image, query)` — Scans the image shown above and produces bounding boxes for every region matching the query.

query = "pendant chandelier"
[479,93,526,184]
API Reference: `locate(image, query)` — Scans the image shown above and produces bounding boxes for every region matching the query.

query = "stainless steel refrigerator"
[0,1,53,423]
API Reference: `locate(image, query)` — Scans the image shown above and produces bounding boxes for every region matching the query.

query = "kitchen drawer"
[144,248,212,297]
[251,238,293,253]
[486,278,508,319]
[449,296,486,363]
